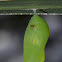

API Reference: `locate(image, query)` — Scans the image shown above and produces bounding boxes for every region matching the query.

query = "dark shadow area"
[0,15,62,62]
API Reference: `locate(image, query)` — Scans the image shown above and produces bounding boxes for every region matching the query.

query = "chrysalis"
[24,14,49,62]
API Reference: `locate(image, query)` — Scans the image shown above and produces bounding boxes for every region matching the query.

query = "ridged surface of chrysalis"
[24,15,49,62]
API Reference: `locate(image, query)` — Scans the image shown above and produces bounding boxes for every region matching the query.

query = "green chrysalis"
[24,14,49,62]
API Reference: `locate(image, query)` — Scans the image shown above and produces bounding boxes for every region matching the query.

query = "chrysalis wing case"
[24,14,49,62]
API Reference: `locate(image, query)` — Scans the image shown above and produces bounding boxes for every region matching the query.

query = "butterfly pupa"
[24,14,49,62]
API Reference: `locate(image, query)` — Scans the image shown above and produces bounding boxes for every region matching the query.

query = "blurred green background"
[0,0,62,14]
